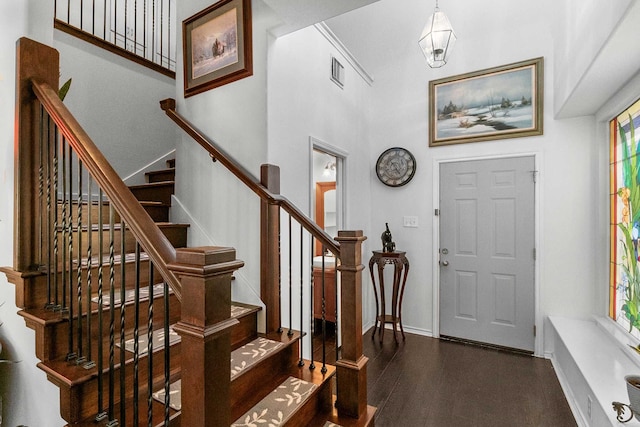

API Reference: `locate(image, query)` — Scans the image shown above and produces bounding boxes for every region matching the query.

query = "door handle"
[440,260,449,266]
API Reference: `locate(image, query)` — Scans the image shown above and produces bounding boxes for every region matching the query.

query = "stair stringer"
[122,149,177,187]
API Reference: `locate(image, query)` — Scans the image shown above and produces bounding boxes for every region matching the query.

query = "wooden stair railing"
[7,36,372,427]
[16,39,180,299]
[6,37,244,426]
[160,98,372,422]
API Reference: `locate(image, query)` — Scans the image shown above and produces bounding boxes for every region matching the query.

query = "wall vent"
[331,56,345,88]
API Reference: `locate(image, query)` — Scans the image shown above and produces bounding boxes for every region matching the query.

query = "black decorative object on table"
[381,223,395,252]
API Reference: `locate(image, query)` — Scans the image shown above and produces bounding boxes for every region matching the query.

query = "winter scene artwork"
[429,58,543,146]
[190,8,238,80]
[183,0,252,97]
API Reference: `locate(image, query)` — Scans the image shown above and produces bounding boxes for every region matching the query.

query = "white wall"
[268,25,376,328]
[55,31,178,183]
[552,0,632,116]
[171,0,281,305]
[322,0,604,353]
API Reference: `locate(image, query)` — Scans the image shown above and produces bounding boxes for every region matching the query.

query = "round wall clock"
[375,147,416,187]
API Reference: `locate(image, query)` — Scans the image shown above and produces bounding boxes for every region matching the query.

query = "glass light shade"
[418,9,456,68]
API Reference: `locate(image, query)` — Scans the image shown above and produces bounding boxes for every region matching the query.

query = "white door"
[439,156,535,352]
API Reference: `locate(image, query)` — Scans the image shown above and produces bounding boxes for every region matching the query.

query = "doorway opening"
[310,140,347,350]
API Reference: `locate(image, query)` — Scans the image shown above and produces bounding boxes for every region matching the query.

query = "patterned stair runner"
[91,282,167,307]
[113,304,254,356]
[152,337,284,410]
[231,376,318,426]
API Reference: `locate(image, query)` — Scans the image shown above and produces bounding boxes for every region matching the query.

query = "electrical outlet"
[587,395,592,418]
[403,216,419,228]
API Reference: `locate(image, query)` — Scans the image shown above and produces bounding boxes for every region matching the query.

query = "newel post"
[14,37,59,272]
[169,247,244,427]
[260,164,281,333]
[335,230,368,419]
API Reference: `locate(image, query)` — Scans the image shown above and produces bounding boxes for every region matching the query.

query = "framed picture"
[183,0,252,97]
[429,57,543,147]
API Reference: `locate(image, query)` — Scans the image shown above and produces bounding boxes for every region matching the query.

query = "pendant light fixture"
[418,0,456,68]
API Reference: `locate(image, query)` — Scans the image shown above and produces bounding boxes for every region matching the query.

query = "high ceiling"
[263,0,380,36]
[270,0,640,118]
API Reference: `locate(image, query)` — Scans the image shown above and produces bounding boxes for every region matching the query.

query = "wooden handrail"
[160,98,340,256]
[33,80,182,300]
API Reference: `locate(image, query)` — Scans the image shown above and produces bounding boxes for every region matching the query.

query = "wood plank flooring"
[314,326,577,426]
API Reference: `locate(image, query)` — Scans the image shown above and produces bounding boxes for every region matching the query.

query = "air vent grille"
[331,56,344,88]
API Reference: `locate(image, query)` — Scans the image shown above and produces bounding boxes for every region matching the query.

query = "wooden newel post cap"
[175,246,237,266]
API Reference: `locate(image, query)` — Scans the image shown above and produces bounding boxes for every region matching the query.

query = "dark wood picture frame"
[183,0,253,97]
[429,57,543,146]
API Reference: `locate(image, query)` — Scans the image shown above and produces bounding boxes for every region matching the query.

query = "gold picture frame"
[429,57,543,146]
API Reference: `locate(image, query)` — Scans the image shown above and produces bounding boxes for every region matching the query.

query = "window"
[610,97,640,338]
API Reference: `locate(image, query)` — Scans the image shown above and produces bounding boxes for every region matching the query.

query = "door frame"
[431,152,543,356]
[309,136,349,231]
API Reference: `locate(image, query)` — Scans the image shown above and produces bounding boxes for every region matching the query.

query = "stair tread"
[117,303,260,356]
[230,375,322,426]
[153,357,335,417]
[129,181,174,189]
[139,200,169,207]
[53,222,185,232]
[33,303,259,375]
[145,168,175,175]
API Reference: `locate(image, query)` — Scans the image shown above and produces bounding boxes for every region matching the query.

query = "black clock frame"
[375,147,416,187]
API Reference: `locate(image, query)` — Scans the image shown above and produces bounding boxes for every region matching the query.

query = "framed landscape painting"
[183,0,252,97]
[429,57,543,146]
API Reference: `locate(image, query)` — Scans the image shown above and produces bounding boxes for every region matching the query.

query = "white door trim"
[431,151,543,356]
[309,136,349,230]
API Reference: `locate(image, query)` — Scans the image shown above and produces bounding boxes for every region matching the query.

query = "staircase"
[4,37,374,427]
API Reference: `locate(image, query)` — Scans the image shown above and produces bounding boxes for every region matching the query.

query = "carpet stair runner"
[147,323,342,426]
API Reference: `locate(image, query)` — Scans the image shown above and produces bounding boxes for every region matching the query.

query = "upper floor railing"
[55,0,176,77]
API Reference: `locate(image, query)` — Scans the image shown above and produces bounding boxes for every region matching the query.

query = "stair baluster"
[119,217,127,423]
[67,140,76,360]
[52,123,61,310]
[108,205,117,424]
[76,160,84,364]
[61,139,68,315]
[309,236,316,371]
[44,108,54,309]
[298,223,305,368]
[147,263,154,426]
[321,246,327,374]
[163,280,171,426]
[86,175,94,367]
[96,188,106,422]
[133,242,141,425]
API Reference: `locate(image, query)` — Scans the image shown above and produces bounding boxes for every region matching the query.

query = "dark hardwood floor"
[314,325,577,426]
